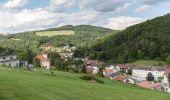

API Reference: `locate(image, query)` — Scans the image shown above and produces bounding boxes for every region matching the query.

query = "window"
[10,57,13,59]
[2,57,6,59]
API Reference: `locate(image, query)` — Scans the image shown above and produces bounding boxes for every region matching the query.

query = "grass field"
[0,68,170,100]
[130,60,167,66]
[36,30,75,37]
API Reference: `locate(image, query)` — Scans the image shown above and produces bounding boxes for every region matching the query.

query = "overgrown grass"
[36,30,75,37]
[0,67,170,100]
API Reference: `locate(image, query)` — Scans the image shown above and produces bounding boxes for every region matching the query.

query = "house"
[132,66,165,80]
[84,60,105,75]
[113,75,127,81]
[35,54,50,69]
[112,64,128,72]
[0,55,20,68]
[137,81,161,90]
[103,67,120,79]
[123,76,138,85]
[162,68,170,93]
[86,66,99,75]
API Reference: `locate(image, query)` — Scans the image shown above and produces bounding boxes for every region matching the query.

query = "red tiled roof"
[85,60,98,65]
[164,69,170,76]
[137,81,161,89]
[113,75,127,81]
[36,54,48,62]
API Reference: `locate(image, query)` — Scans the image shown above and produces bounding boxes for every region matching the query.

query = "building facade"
[0,55,20,67]
[132,67,165,79]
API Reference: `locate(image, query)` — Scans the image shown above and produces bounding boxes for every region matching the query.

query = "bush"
[94,78,105,84]
[80,75,105,84]
[80,75,92,81]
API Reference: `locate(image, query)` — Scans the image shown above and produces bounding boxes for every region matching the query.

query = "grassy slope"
[130,60,167,66]
[0,68,170,100]
[36,30,75,37]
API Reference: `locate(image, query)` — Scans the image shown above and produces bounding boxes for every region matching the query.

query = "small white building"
[0,55,19,68]
[35,54,50,69]
[132,66,165,79]
[162,69,170,93]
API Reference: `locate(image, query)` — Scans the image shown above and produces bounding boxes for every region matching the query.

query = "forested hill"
[81,14,170,63]
[0,25,114,53]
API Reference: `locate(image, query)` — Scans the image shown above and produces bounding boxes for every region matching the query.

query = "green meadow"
[0,68,169,100]
[36,30,75,37]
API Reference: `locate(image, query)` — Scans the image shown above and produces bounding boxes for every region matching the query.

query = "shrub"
[80,75,92,81]
[80,75,105,84]
[94,77,105,84]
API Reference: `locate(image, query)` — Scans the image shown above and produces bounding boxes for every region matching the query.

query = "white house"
[35,54,50,69]
[162,69,170,93]
[132,66,165,80]
[0,55,20,68]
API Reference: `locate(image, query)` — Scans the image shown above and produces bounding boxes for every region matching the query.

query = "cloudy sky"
[0,0,170,33]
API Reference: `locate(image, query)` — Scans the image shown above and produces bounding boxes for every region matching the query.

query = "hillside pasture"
[36,30,75,37]
[0,67,170,100]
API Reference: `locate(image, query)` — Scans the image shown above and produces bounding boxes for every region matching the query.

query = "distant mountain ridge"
[0,25,115,53]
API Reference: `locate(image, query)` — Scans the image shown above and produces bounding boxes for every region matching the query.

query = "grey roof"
[109,72,120,78]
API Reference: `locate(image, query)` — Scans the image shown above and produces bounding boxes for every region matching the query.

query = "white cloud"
[0,0,159,33]
[3,0,27,9]
[103,16,145,30]
[135,5,151,13]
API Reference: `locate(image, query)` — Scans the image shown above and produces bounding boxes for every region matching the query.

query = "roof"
[85,60,98,65]
[113,75,127,81]
[35,54,49,62]
[109,72,120,78]
[113,64,128,69]
[137,81,161,89]
[164,69,170,76]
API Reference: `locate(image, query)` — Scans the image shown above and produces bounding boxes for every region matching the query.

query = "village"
[0,45,170,94]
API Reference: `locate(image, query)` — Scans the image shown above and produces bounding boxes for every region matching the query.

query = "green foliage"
[79,14,170,63]
[33,58,41,68]
[166,55,170,66]
[80,75,105,84]
[17,49,35,63]
[93,77,105,84]
[146,72,155,81]
[0,25,114,54]
[80,75,93,80]
[0,68,170,100]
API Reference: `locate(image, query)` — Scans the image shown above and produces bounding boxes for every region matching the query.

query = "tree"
[146,72,154,81]
[166,55,170,66]
[33,58,41,68]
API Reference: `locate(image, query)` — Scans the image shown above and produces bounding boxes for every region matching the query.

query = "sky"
[0,0,170,33]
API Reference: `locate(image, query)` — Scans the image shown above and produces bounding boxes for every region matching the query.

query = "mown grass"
[130,60,167,66]
[0,68,169,100]
[36,30,75,37]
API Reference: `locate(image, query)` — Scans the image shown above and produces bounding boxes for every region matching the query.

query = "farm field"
[36,30,75,37]
[0,68,170,100]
